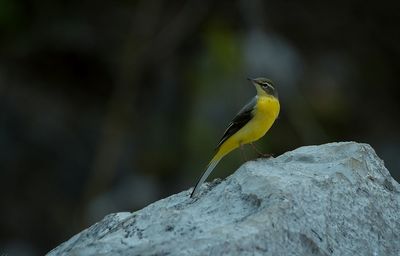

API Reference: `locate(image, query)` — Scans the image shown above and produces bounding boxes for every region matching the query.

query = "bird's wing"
[215,96,257,149]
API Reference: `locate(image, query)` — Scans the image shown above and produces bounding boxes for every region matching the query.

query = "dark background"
[1,0,399,255]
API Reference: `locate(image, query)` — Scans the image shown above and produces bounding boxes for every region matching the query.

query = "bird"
[190,77,280,198]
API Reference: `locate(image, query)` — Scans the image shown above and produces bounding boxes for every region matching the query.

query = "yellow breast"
[244,96,280,142]
[216,96,280,159]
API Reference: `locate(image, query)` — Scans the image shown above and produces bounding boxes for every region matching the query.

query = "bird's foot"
[250,143,274,158]
[257,152,274,158]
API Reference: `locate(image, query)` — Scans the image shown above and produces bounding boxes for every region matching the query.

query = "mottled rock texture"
[48,142,400,256]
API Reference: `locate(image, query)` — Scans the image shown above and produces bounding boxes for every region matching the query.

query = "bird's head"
[248,77,278,98]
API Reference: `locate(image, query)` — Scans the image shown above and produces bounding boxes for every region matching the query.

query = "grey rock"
[48,142,400,256]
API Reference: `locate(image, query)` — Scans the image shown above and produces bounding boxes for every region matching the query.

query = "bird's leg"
[250,143,273,158]
[239,143,248,161]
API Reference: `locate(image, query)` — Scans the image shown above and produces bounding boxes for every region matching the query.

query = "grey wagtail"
[191,77,280,198]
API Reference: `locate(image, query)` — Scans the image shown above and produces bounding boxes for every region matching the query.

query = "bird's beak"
[247,77,256,84]
[249,78,264,95]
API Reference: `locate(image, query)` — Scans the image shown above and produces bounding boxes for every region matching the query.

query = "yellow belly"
[216,96,280,159]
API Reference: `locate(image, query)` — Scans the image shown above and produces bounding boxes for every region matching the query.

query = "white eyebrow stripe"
[264,83,274,90]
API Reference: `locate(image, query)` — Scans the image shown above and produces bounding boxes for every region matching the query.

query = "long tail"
[190,150,224,198]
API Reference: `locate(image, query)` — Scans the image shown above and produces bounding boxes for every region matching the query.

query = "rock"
[48,142,400,256]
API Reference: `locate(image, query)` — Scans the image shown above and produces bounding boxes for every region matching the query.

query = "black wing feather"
[215,96,257,149]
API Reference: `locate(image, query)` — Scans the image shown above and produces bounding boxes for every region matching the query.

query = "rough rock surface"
[48,142,400,256]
